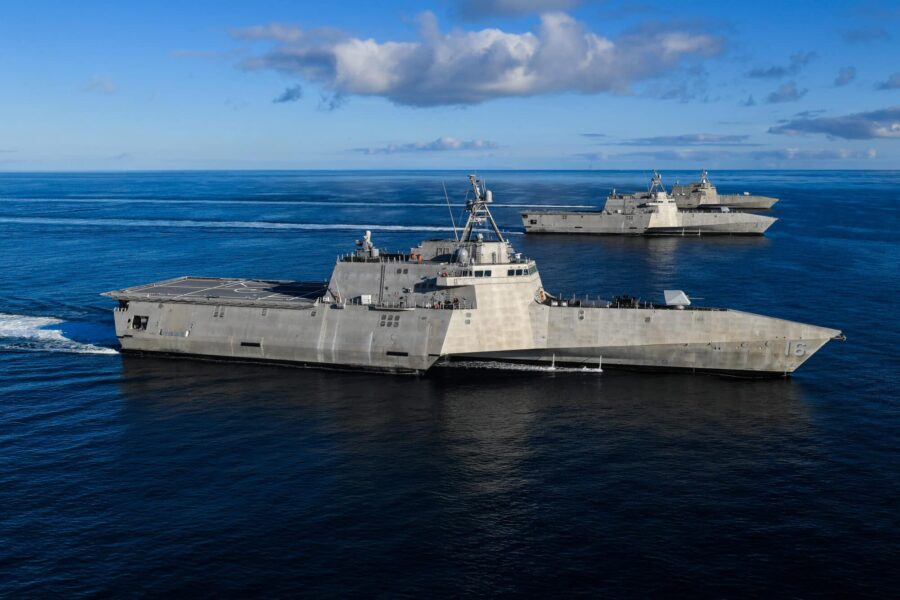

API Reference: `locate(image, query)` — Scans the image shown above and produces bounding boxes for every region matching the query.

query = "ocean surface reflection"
[101,358,835,596]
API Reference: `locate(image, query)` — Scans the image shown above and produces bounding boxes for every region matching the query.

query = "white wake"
[0,217,524,235]
[0,313,118,355]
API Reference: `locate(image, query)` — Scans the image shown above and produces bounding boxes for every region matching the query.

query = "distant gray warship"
[522,171,776,236]
[105,175,840,377]
[671,170,778,210]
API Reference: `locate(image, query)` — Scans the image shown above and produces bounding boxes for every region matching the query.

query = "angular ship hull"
[106,276,838,378]
[521,209,776,235]
[104,176,839,378]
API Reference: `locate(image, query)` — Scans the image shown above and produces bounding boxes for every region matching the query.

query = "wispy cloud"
[232,23,305,43]
[747,51,816,79]
[834,66,857,86]
[793,109,827,119]
[766,81,806,103]
[619,133,755,146]
[875,72,900,90]
[273,85,303,103]
[352,137,499,154]
[593,148,877,162]
[456,0,580,19]
[749,148,877,160]
[768,106,900,139]
[235,12,723,107]
[580,133,606,138]
[740,94,756,107]
[82,75,116,95]
[840,27,892,43]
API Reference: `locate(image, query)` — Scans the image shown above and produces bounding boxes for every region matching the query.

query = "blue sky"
[0,0,898,170]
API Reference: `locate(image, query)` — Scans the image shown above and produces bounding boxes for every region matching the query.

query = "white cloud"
[235,12,723,107]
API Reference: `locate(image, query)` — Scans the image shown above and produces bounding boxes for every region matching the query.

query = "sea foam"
[0,313,118,355]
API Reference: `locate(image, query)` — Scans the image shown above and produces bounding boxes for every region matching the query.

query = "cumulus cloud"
[747,51,816,79]
[352,137,500,154]
[875,72,900,90]
[768,106,900,139]
[619,133,753,146]
[841,27,892,43]
[235,12,723,107]
[83,75,116,94]
[273,84,303,103]
[766,81,806,103]
[834,66,857,87]
[457,0,580,19]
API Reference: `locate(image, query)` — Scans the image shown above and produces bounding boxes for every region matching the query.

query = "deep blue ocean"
[1,170,898,597]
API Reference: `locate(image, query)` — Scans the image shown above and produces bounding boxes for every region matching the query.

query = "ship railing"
[539,294,727,311]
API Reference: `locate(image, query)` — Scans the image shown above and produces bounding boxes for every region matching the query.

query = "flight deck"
[106,276,328,306]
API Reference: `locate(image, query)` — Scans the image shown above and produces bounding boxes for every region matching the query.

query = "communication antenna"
[442,180,459,242]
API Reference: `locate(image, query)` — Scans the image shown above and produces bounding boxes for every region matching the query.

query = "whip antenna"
[443,180,459,242]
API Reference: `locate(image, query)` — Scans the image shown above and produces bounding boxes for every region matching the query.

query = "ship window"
[261,308,268,316]
[508,269,515,276]
[475,270,484,278]
[516,269,524,276]
[484,270,492,277]
[132,315,148,330]
[396,268,402,274]
[403,268,408,274]
[530,219,537,225]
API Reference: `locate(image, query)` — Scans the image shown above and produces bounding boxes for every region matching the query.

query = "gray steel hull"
[521,210,776,235]
[107,281,839,377]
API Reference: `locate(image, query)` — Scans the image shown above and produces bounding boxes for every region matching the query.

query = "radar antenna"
[648,170,666,194]
[458,174,505,243]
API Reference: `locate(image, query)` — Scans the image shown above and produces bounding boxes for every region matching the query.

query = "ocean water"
[0,170,897,597]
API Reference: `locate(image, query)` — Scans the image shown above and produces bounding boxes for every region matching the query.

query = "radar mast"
[458,174,505,244]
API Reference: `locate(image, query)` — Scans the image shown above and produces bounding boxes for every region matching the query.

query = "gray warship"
[521,171,776,236]
[671,170,778,210]
[104,175,841,377]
